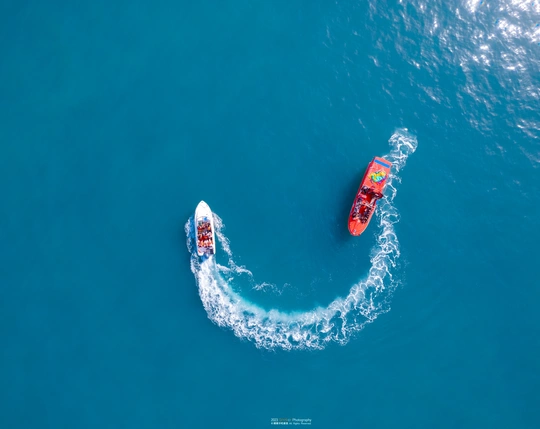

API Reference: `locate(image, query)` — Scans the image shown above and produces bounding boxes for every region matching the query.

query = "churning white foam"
[185,129,417,350]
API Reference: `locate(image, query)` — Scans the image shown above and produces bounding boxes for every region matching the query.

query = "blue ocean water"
[1,0,540,428]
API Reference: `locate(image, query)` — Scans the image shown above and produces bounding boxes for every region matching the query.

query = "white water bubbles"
[185,129,418,350]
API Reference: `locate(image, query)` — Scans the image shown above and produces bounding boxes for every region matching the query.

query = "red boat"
[348,157,392,236]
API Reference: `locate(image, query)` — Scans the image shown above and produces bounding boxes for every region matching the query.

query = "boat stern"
[368,157,392,194]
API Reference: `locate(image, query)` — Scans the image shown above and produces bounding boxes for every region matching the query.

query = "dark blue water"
[1,1,539,428]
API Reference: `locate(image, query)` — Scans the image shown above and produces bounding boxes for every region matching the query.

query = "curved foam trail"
[185,129,418,350]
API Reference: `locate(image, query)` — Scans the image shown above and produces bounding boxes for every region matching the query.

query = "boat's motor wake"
[185,129,418,350]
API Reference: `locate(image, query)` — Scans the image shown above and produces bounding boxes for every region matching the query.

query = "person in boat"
[362,205,372,219]
[363,188,380,198]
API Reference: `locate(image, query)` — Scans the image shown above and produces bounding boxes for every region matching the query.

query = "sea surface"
[1,1,539,428]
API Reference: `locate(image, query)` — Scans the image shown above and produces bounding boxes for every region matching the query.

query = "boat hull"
[348,157,392,236]
[194,201,216,257]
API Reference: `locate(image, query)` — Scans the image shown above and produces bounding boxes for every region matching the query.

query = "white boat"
[194,201,216,257]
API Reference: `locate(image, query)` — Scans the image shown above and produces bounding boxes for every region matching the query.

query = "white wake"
[185,129,417,350]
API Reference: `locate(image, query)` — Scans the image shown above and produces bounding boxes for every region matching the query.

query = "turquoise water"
[1,1,540,428]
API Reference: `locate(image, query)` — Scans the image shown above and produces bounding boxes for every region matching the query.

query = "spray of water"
[184,129,417,350]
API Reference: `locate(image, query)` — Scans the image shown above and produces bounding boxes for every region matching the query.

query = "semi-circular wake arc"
[185,129,417,350]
